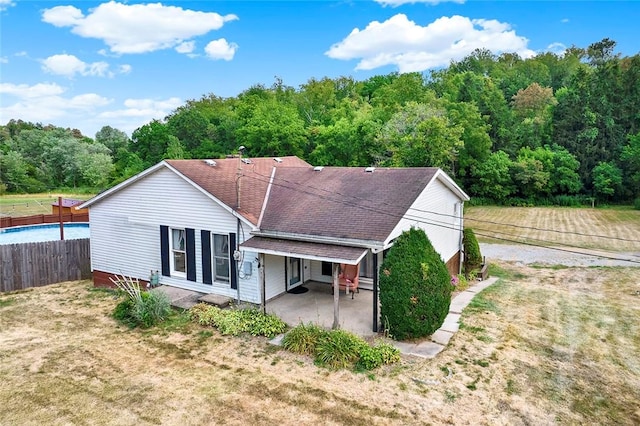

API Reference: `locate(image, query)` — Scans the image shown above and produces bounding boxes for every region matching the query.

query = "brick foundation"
[92,270,149,288]
[445,251,461,276]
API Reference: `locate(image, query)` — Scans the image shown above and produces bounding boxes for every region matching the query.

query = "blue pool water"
[0,223,89,245]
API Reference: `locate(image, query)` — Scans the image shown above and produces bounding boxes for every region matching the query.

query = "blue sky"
[1,0,638,138]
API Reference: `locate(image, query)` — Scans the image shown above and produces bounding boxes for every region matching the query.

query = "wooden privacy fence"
[0,212,89,229]
[0,238,91,292]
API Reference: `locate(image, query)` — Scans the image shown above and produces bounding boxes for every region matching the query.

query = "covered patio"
[266,281,377,337]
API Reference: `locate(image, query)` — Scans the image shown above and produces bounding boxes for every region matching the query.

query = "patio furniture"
[338,263,360,299]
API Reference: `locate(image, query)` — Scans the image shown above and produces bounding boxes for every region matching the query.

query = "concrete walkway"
[393,277,499,359]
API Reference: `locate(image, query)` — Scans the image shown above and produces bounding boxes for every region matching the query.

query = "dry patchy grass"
[465,206,640,252]
[1,264,639,425]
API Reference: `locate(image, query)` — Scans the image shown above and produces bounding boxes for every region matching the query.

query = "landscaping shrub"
[356,340,401,371]
[188,304,286,338]
[281,324,401,371]
[463,228,483,276]
[379,227,452,340]
[634,198,640,210]
[111,275,171,328]
[314,329,365,369]
[281,322,326,355]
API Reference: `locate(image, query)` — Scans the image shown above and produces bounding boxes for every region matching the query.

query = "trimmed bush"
[379,227,452,340]
[463,228,483,276]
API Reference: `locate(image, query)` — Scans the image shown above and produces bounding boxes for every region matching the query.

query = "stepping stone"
[440,313,461,333]
[198,293,232,308]
[431,329,454,346]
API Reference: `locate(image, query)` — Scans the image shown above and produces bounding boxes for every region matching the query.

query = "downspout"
[259,253,266,314]
[236,217,241,303]
[458,201,465,275]
[372,250,379,333]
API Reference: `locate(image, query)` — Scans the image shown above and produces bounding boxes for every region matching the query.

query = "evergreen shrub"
[463,228,483,276]
[379,227,451,340]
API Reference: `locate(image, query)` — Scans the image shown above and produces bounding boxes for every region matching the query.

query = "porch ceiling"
[240,237,367,264]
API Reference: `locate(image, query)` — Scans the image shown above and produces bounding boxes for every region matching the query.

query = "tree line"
[1,38,639,204]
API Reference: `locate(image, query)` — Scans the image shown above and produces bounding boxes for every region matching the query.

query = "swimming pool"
[0,223,90,245]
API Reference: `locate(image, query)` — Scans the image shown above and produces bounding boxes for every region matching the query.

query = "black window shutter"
[229,232,237,290]
[186,228,196,282]
[201,230,212,285]
[160,225,170,277]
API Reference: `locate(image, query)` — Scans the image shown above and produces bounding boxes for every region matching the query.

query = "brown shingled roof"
[257,167,438,243]
[166,156,310,224]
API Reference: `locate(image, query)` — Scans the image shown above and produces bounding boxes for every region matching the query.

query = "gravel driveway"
[481,243,640,267]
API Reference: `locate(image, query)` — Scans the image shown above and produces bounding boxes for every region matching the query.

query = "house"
[79,156,469,332]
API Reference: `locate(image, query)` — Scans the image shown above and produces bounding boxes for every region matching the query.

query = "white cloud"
[204,38,238,60]
[119,64,132,74]
[0,57,7,64]
[41,53,130,78]
[42,1,238,55]
[547,42,567,55]
[0,81,182,137]
[326,14,536,72]
[0,0,16,12]
[176,41,195,54]
[561,18,569,23]
[374,0,464,7]
[0,82,65,98]
[98,97,183,134]
[0,82,112,128]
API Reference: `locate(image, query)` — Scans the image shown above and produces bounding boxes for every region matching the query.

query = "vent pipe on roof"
[313,166,324,172]
[204,159,217,167]
[365,167,375,173]
[274,157,283,163]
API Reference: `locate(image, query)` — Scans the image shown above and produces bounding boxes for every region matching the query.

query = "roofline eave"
[251,230,386,252]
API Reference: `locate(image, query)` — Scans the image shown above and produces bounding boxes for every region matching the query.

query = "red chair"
[338,263,360,298]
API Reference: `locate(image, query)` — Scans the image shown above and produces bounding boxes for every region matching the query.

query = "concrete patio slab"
[267,281,376,337]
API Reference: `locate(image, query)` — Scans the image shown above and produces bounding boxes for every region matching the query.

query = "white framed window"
[171,228,186,276]
[213,234,230,283]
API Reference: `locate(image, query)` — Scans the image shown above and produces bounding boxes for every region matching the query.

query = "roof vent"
[313,166,324,172]
[204,159,217,167]
[365,167,375,173]
[241,158,252,164]
[274,157,283,163]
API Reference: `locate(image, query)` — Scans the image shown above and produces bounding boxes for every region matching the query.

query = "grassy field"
[465,206,640,252]
[0,262,638,425]
[0,192,93,217]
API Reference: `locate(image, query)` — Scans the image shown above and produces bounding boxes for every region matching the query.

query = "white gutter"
[251,230,385,251]
[244,246,368,265]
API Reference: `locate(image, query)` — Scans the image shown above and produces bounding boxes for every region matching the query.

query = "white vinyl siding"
[309,260,333,283]
[386,174,463,264]
[264,254,286,301]
[88,166,260,303]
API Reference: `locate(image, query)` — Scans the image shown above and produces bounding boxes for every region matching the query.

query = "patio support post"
[259,253,266,314]
[373,251,379,333]
[332,263,340,329]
